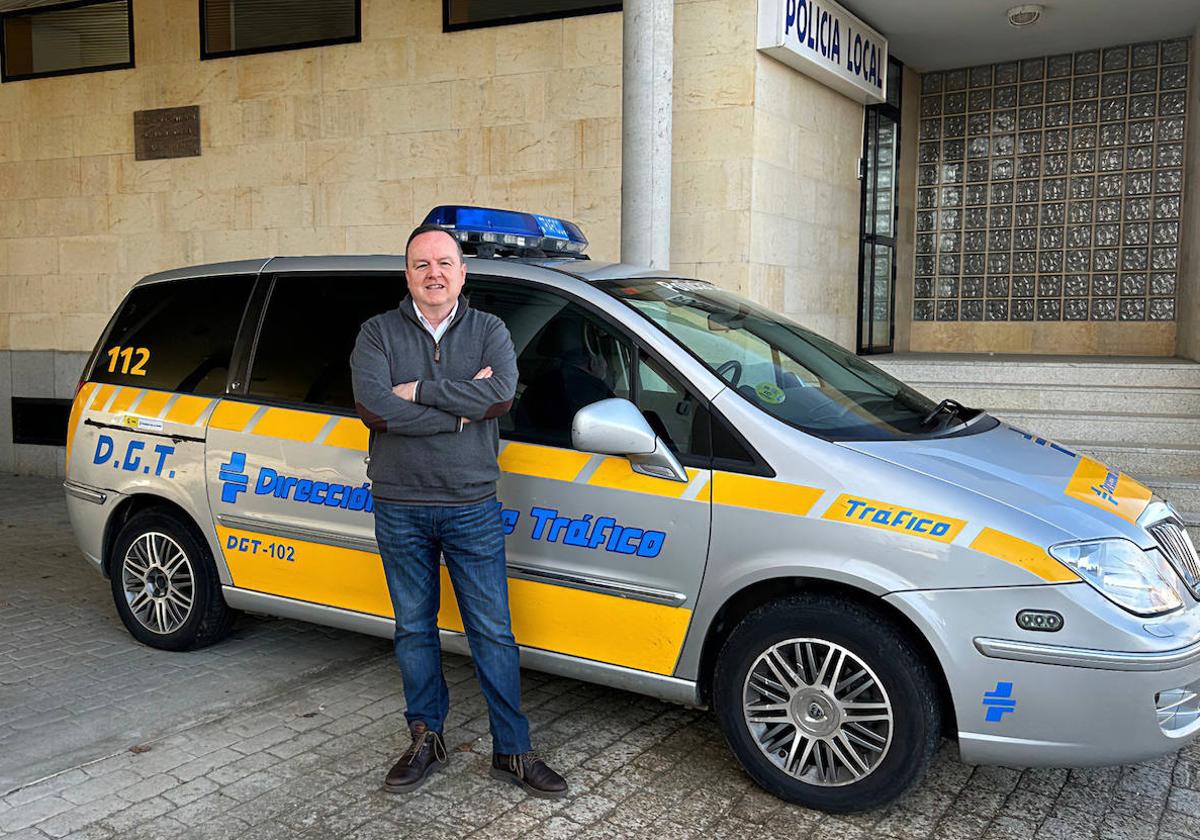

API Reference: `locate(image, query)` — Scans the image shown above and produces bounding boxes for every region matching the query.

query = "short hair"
[405,224,464,262]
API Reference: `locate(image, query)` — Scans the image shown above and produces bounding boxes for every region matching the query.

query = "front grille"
[1149,519,1200,597]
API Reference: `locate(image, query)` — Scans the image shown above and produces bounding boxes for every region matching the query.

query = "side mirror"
[571,398,689,483]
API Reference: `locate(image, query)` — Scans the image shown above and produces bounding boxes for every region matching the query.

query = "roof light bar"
[422,205,588,256]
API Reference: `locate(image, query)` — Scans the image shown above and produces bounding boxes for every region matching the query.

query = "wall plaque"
[134,106,201,161]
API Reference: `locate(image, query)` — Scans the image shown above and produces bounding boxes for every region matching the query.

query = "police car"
[64,205,1200,811]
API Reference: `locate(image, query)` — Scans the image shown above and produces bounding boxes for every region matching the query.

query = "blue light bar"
[422,205,588,256]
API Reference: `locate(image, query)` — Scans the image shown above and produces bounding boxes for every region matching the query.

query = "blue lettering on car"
[842,498,952,536]
[219,453,375,512]
[1009,427,1077,459]
[93,433,177,479]
[218,455,667,557]
[1090,469,1120,507]
[528,506,666,558]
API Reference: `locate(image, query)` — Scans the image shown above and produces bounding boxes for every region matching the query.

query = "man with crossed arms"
[350,224,567,798]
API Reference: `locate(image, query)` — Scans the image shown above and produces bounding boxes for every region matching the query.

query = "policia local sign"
[758,0,888,104]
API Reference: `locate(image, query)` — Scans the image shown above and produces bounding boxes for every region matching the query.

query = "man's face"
[406,230,466,310]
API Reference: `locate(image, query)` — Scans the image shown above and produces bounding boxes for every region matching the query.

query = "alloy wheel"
[120,531,195,635]
[742,638,894,787]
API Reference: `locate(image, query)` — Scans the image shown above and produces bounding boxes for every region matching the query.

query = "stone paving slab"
[2,475,1199,838]
[0,477,389,793]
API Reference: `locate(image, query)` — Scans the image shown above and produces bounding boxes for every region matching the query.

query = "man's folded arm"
[350,322,461,436]
[413,318,518,421]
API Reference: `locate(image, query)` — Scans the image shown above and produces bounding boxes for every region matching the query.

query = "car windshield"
[597,278,987,441]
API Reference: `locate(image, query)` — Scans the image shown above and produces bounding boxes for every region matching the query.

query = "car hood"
[840,420,1157,546]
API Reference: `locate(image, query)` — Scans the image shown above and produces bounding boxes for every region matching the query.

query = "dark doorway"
[857,57,903,354]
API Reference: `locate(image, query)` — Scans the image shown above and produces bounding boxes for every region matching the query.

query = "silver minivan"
[65,205,1200,811]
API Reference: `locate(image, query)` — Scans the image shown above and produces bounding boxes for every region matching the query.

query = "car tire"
[110,510,235,651]
[713,593,941,812]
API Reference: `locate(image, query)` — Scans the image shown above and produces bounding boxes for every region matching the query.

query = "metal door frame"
[856,56,904,355]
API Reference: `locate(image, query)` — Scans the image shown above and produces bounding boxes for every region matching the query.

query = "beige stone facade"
[0,0,870,356]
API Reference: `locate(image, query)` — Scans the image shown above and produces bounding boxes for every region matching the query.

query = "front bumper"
[887,585,1200,768]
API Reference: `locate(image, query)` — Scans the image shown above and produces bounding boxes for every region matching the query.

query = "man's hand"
[456,368,489,426]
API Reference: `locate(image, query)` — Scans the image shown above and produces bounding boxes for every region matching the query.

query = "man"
[349,224,568,798]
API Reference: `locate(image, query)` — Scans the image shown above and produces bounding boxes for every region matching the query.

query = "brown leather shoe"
[490,751,568,798]
[384,722,447,793]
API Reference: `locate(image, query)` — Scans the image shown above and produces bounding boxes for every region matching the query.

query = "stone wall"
[0,0,631,353]
[743,54,863,349]
[668,0,756,307]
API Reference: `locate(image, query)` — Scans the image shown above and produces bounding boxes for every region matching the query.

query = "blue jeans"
[374,497,531,755]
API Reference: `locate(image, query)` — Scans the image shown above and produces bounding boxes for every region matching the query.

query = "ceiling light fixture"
[1007,4,1043,26]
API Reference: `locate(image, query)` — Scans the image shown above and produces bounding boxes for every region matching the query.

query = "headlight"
[1049,538,1182,616]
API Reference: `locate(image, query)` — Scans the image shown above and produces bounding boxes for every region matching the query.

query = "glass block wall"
[914,40,1190,323]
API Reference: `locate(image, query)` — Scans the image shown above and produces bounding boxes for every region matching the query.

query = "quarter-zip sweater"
[349,294,517,505]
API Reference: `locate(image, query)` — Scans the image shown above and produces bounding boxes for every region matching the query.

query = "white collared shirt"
[411,299,465,430]
[413,300,458,343]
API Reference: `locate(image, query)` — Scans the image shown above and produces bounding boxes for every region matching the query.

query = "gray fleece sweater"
[349,295,517,505]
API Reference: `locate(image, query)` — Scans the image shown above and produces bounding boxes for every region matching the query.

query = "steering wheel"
[714,359,743,387]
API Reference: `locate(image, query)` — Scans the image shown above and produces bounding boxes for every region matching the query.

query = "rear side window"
[93,275,253,395]
[248,274,400,410]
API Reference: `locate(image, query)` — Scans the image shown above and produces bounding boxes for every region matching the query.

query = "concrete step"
[1182,513,1199,547]
[1143,478,1200,513]
[997,409,1200,449]
[874,354,1200,389]
[905,381,1200,415]
[1070,441,1200,480]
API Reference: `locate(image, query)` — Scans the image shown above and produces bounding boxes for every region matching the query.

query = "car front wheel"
[714,593,941,812]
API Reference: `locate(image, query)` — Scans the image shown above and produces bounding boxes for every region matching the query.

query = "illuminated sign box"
[757,0,888,104]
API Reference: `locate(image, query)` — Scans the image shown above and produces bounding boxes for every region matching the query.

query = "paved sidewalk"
[0,476,388,793]
[3,475,1200,839]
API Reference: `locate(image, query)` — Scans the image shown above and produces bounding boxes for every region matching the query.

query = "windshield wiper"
[920,398,967,428]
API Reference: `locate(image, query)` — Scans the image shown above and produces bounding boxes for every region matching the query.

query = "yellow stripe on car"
[712,472,824,516]
[210,400,260,432]
[89,383,116,411]
[323,418,370,451]
[108,386,141,415]
[586,457,698,499]
[970,528,1079,583]
[135,389,173,418]
[1064,455,1154,524]
[822,493,966,543]
[250,406,328,442]
[164,395,213,426]
[217,526,690,675]
[65,382,98,473]
[498,442,590,482]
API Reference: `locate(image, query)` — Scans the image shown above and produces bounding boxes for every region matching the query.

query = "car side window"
[247,274,400,410]
[92,275,254,395]
[637,354,703,458]
[635,353,759,467]
[467,280,633,448]
[470,278,746,467]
